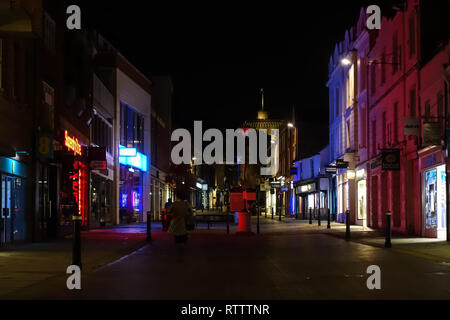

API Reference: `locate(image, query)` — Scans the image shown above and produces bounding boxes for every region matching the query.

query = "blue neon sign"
[119,145,148,172]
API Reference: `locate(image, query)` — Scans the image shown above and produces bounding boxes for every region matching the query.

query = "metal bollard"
[385,211,392,248]
[345,210,350,240]
[309,208,312,224]
[146,212,152,242]
[271,207,274,220]
[279,207,281,221]
[327,208,331,229]
[318,209,321,226]
[72,215,82,269]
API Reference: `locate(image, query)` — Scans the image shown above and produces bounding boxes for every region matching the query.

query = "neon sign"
[70,162,87,225]
[119,145,148,172]
[65,130,82,156]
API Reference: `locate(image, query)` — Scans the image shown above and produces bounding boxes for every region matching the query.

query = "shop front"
[56,129,89,236]
[419,148,447,239]
[0,157,27,245]
[356,167,367,228]
[119,145,148,223]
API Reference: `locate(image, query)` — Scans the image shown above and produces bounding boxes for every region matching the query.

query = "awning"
[0,1,33,38]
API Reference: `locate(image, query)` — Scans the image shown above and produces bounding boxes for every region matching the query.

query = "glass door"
[1,175,26,244]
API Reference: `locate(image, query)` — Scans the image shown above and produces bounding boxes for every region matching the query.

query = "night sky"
[80,0,395,157]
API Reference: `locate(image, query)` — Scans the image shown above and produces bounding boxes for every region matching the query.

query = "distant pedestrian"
[168,190,194,263]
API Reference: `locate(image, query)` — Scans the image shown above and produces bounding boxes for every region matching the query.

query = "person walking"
[167,190,194,263]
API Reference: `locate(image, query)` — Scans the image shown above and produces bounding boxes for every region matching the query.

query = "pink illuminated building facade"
[328,0,449,238]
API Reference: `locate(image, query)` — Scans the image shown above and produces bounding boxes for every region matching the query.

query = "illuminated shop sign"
[69,161,87,225]
[119,147,137,157]
[64,130,82,156]
[119,145,148,172]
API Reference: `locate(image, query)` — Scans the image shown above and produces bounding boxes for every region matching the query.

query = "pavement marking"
[93,244,150,272]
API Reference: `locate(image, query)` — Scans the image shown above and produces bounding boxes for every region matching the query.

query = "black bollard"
[279,207,281,221]
[271,207,274,220]
[146,212,152,242]
[345,210,350,240]
[318,209,321,226]
[72,215,82,269]
[309,208,312,224]
[385,211,392,248]
[327,208,331,229]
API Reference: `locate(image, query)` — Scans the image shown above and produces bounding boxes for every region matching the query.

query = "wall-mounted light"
[287,123,294,128]
[347,170,356,179]
[341,58,352,66]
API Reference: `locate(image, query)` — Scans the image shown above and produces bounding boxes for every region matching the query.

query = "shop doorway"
[1,174,26,244]
[423,165,447,239]
[357,179,367,228]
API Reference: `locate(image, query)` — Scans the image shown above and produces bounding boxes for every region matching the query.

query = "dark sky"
[80,0,395,157]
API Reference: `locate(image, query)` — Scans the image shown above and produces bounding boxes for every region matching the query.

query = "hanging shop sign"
[381,149,400,170]
[89,146,106,170]
[36,132,54,160]
[64,130,82,156]
[423,122,442,147]
[325,165,337,173]
[336,159,349,168]
[404,117,420,136]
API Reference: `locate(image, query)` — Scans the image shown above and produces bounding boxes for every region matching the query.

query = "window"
[381,51,386,84]
[370,63,376,95]
[372,120,377,156]
[382,112,386,147]
[409,16,415,56]
[44,12,56,52]
[92,114,113,154]
[437,91,443,118]
[392,33,399,74]
[393,102,398,143]
[42,81,54,130]
[120,101,145,153]
[360,58,366,91]
[424,100,431,118]
[360,107,367,148]
[335,87,339,116]
[409,87,416,117]
[346,65,354,108]
[346,120,351,150]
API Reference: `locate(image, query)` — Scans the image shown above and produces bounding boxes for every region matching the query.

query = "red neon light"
[65,130,82,156]
[71,161,87,225]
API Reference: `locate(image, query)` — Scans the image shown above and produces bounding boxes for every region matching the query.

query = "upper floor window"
[409,87,416,117]
[381,51,386,85]
[409,16,415,57]
[392,33,399,74]
[335,87,340,116]
[44,12,56,52]
[120,101,145,153]
[370,63,377,95]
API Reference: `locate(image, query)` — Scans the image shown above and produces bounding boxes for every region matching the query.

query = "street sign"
[382,149,400,170]
[280,186,289,192]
